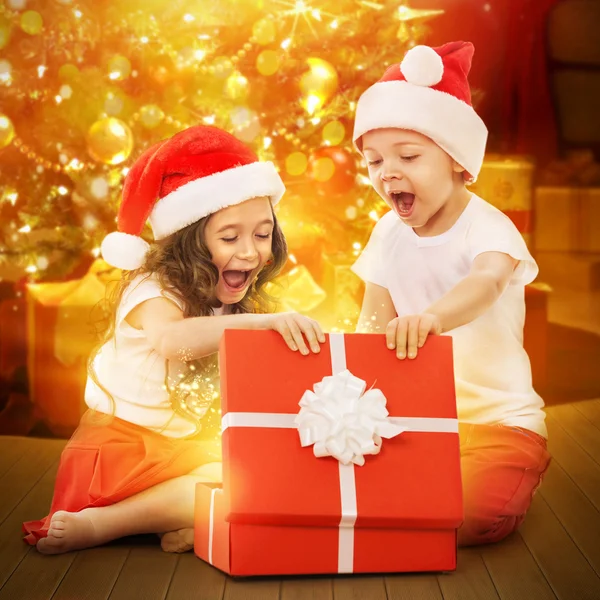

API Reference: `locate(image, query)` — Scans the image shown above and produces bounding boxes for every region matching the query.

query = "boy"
[351,41,550,546]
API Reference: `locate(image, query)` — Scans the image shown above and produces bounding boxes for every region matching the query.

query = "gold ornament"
[139,104,165,129]
[20,11,43,36]
[299,58,339,115]
[225,71,250,101]
[108,55,131,81]
[253,18,276,45]
[230,108,261,143]
[322,120,345,146]
[285,152,308,176]
[0,114,15,149]
[86,118,134,165]
[311,156,335,182]
[58,63,79,82]
[256,50,280,76]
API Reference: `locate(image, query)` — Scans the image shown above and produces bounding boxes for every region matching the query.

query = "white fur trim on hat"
[400,46,444,87]
[101,232,150,271]
[353,81,488,180]
[149,161,285,240]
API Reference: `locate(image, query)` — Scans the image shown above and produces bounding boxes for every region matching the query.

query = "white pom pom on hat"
[352,41,489,182]
[400,45,444,87]
[101,232,150,272]
[100,125,286,271]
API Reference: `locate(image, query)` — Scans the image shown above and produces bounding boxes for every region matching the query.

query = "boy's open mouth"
[389,191,415,217]
[222,269,252,291]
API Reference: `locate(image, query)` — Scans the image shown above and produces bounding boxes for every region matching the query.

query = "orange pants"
[23,410,218,545]
[458,423,551,546]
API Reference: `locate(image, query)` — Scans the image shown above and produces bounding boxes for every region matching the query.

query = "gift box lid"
[219,330,463,531]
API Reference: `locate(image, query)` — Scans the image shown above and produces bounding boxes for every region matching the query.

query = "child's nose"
[381,161,404,181]
[236,240,259,260]
[381,166,403,181]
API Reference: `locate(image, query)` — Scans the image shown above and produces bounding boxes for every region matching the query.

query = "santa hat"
[353,41,488,181]
[101,125,285,271]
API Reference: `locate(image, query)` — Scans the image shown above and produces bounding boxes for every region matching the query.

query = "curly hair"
[88,206,287,437]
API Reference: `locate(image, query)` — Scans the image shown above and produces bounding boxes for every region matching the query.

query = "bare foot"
[36,509,100,555]
[160,528,194,553]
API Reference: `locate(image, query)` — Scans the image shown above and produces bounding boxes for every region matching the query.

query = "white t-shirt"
[352,194,547,438]
[85,273,224,438]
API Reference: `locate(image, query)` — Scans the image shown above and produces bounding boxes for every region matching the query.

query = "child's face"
[205,196,274,304]
[361,128,466,229]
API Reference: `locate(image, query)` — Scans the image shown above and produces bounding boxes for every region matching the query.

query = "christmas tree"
[0,0,443,330]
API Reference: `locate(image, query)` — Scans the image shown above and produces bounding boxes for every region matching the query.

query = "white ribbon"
[208,488,219,565]
[218,333,458,574]
[294,369,405,466]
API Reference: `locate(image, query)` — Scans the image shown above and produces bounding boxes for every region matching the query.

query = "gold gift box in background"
[534,187,600,253]
[468,154,535,248]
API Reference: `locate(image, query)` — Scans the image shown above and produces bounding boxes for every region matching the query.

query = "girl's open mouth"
[389,192,416,218]
[222,269,252,292]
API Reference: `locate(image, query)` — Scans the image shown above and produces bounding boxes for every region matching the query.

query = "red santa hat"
[353,41,488,181]
[101,125,285,271]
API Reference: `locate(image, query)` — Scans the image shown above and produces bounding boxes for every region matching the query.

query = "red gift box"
[194,330,463,576]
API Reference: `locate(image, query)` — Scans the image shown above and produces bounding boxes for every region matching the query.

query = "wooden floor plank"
[518,493,600,600]
[0,438,65,526]
[0,455,61,589]
[223,577,281,600]
[544,415,600,511]
[281,577,333,600]
[436,548,500,600]
[165,554,226,600]
[51,547,130,600]
[0,548,76,600]
[385,574,443,600]
[0,436,29,479]
[108,547,178,600]
[333,576,387,600]
[548,405,600,465]
[539,461,600,576]
[479,532,556,600]
[571,400,600,430]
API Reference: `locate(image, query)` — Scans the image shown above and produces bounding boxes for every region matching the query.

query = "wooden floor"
[0,402,599,600]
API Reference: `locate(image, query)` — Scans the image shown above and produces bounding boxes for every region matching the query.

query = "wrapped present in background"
[524,283,551,392]
[468,154,535,247]
[538,149,600,188]
[318,251,365,332]
[26,259,120,437]
[534,186,600,253]
[0,297,27,381]
[195,330,462,576]
[266,264,327,314]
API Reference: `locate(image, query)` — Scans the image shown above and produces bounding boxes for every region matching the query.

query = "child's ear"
[451,160,465,175]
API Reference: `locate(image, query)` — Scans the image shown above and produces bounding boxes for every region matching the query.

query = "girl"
[23,125,325,555]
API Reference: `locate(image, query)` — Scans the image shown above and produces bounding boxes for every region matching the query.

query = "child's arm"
[425,251,518,331]
[356,283,397,333]
[387,251,517,359]
[127,298,325,361]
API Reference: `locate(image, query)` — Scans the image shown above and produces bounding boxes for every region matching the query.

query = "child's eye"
[367,159,382,166]
[222,237,237,243]
[401,155,419,162]
[256,233,272,240]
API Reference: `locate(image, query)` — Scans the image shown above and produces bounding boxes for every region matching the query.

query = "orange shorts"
[23,410,218,545]
[458,423,551,546]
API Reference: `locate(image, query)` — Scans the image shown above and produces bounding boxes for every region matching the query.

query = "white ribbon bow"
[294,369,405,466]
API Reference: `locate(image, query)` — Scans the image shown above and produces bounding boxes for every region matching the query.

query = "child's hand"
[268,312,326,355]
[386,313,442,359]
